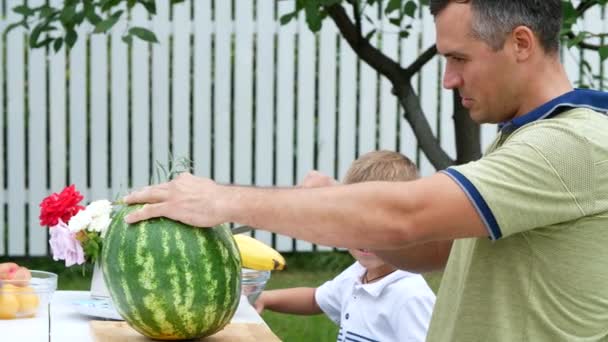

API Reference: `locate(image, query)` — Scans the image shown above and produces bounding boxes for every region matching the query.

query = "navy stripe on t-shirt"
[442,168,502,240]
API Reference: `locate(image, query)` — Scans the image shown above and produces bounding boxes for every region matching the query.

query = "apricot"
[10,267,32,286]
[0,293,19,319]
[0,263,19,280]
[16,287,40,315]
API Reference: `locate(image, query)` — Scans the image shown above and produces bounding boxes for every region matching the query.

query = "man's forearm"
[373,240,453,273]
[224,182,419,249]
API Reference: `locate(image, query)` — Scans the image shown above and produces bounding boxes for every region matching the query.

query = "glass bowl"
[241,268,271,305]
[0,270,58,320]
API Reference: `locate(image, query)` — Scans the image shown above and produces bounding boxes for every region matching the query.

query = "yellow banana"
[233,234,286,271]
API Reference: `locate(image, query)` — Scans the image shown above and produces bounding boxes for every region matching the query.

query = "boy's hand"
[300,170,338,188]
[253,292,268,314]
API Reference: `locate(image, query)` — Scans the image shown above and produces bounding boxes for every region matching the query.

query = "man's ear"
[510,25,536,62]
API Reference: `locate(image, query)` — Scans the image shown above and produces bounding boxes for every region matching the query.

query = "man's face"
[435,3,520,124]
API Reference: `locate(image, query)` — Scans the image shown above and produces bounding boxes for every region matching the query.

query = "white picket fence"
[1,0,606,256]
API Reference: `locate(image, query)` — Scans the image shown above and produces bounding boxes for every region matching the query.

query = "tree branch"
[326,4,407,83]
[396,84,454,169]
[404,44,437,78]
[566,0,603,51]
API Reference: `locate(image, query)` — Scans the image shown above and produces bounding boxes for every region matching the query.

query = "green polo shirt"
[426,89,608,341]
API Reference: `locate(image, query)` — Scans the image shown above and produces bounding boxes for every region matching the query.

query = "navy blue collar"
[499,88,608,133]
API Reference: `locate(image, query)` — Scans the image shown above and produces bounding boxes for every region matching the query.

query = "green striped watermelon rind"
[101,204,242,340]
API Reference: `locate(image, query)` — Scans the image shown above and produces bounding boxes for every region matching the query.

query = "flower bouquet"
[39,185,113,267]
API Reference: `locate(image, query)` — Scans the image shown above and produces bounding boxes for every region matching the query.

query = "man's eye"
[451,56,466,62]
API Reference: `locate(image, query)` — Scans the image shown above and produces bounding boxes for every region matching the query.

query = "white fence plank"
[172,2,192,164]
[193,1,212,178]
[214,1,232,184]
[295,14,316,252]
[111,6,129,197]
[0,7,5,255]
[152,1,171,178]
[317,22,338,180]
[69,27,88,199]
[253,1,276,246]
[27,0,48,256]
[275,0,297,252]
[357,5,379,157]
[49,1,67,197]
[7,5,26,255]
[418,8,439,177]
[337,38,358,180]
[234,1,254,188]
[315,20,339,252]
[90,34,110,201]
[131,8,151,189]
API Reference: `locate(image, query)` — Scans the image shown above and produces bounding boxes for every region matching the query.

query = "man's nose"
[442,67,462,89]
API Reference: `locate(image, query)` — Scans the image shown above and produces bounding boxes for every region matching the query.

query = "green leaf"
[139,0,157,14]
[364,29,377,41]
[385,0,401,15]
[567,31,586,48]
[600,46,608,62]
[399,30,410,39]
[13,5,34,16]
[305,3,323,32]
[60,5,77,24]
[122,34,133,44]
[403,1,418,18]
[128,27,158,43]
[389,17,402,27]
[53,37,64,52]
[280,12,298,26]
[93,10,124,33]
[4,21,27,35]
[65,29,78,48]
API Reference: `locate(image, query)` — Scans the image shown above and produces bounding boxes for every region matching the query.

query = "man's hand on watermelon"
[123,172,230,227]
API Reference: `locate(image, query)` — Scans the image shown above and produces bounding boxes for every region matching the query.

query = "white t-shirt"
[315,262,435,342]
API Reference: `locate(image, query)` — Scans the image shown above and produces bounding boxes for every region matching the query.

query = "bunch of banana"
[233,234,286,271]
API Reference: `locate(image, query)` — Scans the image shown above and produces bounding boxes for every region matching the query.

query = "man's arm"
[374,240,453,272]
[124,172,485,254]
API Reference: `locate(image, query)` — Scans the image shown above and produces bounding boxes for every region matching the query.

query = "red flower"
[39,185,85,227]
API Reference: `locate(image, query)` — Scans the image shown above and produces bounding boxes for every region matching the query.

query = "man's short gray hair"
[430,0,563,54]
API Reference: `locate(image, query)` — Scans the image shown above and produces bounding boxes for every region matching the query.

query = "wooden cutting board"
[90,320,281,341]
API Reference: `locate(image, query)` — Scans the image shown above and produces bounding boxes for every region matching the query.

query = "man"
[123,0,608,340]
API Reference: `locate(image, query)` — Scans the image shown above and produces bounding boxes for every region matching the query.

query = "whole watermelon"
[101,204,241,340]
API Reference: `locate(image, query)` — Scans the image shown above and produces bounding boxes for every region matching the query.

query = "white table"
[2,291,266,341]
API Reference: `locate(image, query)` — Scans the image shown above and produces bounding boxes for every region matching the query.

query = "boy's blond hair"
[344,150,418,184]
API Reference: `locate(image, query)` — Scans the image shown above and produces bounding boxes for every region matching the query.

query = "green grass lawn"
[1,252,441,341]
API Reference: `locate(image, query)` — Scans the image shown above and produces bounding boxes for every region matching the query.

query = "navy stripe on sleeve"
[442,168,502,240]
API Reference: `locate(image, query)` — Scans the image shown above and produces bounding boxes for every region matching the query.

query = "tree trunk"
[452,91,482,164]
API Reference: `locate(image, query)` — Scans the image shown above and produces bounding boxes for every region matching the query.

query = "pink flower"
[49,221,86,267]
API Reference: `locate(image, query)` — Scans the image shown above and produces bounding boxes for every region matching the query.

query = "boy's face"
[348,249,387,270]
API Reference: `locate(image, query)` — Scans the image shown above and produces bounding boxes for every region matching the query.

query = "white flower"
[86,200,113,236]
[90,215,112,237]
[68,209,93,233]
[87,200,112,218]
